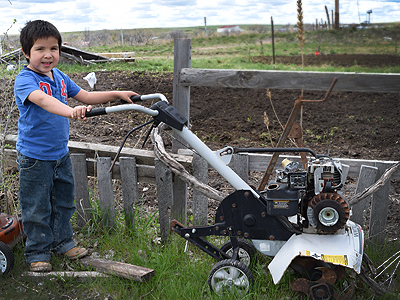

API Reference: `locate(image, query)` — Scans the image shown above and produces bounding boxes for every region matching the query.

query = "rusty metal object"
[258,78,338,191]
[288,123,308,167]
[308,193,349,233]
[291,266,355,300]
[0,213,23,246]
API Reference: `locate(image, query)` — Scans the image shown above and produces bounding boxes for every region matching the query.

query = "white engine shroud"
[268,220,364,284]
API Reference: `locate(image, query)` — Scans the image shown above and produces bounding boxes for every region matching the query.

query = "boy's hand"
[119,91,138,103]
[71,105,92,121]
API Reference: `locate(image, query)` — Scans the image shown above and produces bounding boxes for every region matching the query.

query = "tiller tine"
[291,267,355,300]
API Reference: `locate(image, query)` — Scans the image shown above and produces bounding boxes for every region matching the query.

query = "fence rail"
[179,68,400,93]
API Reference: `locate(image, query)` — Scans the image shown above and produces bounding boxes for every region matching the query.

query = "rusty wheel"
[308,193,349,233]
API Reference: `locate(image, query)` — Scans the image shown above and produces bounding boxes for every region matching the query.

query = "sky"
[1,0,400,36]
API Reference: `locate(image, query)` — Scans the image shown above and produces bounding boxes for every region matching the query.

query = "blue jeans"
[17,151,76,263]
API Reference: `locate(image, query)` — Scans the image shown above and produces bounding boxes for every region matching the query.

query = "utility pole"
[204,17,207,36]
[271,16,275,65]
[335,0,339,30]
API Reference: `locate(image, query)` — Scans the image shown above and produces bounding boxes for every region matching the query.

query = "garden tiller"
[84,93,394,299]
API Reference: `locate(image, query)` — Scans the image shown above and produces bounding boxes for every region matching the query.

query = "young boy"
[14,20,138,272]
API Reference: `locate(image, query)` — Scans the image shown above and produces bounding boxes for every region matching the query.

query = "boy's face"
[24,36,59,78]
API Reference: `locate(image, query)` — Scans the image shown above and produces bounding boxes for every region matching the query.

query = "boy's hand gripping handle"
[120,95,142,104]
[85,107,107,117]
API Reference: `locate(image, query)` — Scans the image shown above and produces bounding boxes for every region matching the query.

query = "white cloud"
[1,0,399,36]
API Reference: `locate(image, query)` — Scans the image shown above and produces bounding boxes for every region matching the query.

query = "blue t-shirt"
[14,67,81,160]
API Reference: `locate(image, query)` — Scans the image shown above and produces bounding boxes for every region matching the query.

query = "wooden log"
[79,256,155,282]
[179,68,400,93]
[21,271,109,278]
[119,157,139,230]
[97,157,116,229]
[71,153,92,228]
[155,158,173,241]
[348,162,400,206]
[350,165,378,227]
[192,153,208,226]
[151,126,227,202]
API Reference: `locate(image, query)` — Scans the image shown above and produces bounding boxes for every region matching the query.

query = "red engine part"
[0,213,23,246]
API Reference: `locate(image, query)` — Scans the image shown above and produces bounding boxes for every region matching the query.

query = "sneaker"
[64,247,88,260]
[30,261,52,272]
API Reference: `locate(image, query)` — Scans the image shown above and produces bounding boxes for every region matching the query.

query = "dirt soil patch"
[65,55,399,239]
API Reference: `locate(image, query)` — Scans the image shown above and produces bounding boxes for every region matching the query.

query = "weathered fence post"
[171,38,191,223]
[231,153,249,183]
[350,165,378,227]
[172,38,191,152]
[369,162,393,244]
[119,157,139,230]
[71,153,92,229]
[155,158,173,241]
[192,153,208,226]
[97,157,116,229]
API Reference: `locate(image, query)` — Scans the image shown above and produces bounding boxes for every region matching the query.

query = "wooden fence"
[4,38,400,245]
[4,134,399,244]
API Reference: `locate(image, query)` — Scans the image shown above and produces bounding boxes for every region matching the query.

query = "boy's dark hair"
[20,20,62,63]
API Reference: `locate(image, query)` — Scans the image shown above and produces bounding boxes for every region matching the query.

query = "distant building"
[217,25,243,34]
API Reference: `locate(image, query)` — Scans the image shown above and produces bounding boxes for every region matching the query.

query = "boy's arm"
[73,90,138,105]
[28,90,74,117]
[27,90,90,120]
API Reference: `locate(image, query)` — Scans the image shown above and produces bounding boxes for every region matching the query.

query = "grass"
[1,193,399,299]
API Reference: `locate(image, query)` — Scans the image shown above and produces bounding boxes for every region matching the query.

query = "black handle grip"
[85,107,107,117]
[130,95,142,102]
[120,95,142,104]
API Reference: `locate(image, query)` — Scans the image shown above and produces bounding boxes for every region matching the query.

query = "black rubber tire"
[0,241,14,275]
[219,239,256,267]
[208,259,254,296]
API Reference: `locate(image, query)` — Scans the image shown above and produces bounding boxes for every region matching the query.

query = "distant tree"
[168,30,187,39]
[248,25,268,34]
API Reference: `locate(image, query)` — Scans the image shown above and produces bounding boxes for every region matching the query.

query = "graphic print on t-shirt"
[39,82,52,96]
